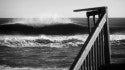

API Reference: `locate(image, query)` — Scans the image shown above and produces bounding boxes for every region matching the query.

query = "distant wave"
[0,34,88,48]
[0,18,88,35]
[4,18,74,27]
[0,23,87,35]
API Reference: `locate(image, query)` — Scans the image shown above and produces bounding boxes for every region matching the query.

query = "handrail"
[73,6,106,12]
[70,7,111,70]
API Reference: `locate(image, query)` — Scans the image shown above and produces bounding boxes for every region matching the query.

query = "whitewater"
[0,34,125,48]
[0,34,87,48]
[3,18,75,27]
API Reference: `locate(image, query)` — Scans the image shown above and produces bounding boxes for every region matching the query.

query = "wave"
[1,34,125,48]
[0,23,88,35]
[110,34,125,41]
[0,18,87,35]
[3,18,74,27]
[0,34,88,48]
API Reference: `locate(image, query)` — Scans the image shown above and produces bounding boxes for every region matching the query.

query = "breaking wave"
[1,33,125,48]
[4,18,74,27]
[0,34,88,48]
[110,34,125,41]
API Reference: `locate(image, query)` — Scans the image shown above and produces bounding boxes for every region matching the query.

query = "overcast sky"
[0,0,125,18]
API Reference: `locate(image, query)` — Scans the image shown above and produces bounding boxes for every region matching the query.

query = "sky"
[0,0,125,18]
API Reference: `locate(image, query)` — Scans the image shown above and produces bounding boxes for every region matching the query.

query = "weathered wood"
[73,6,106,12]
[87,16,91,34]
[104,8,111,64]
[69,14,106,70]
[70,7,111,70]
[93,14,97,70]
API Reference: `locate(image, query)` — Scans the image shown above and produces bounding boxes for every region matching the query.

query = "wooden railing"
[69,7,111,70]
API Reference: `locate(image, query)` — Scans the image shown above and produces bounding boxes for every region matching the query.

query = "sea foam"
[0,34,88,48]
[0,34,125,48]
[110,34,125,41]
[4,18,74,27]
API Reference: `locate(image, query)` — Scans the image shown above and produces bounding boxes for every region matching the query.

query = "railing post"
[104,7,111,64]
[87,16,91,34]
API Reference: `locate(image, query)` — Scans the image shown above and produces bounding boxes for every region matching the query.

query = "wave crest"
[5,18,74,27]
[110,35,125,41]
[0,35,88,48]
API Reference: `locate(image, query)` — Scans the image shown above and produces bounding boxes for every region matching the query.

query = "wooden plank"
[73,6,107,12]
[70,14,106,70]
[87,16,91,34]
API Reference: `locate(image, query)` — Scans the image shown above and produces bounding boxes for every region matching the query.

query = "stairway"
[69,7,111,70]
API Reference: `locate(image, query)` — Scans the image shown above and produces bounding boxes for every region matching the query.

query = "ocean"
[0,18,125,70]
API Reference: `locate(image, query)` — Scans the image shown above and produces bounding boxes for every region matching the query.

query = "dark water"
[0,46,81,68]
[111,39,125,63]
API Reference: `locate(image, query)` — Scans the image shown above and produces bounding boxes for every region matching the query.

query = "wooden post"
[104,7,111,64]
